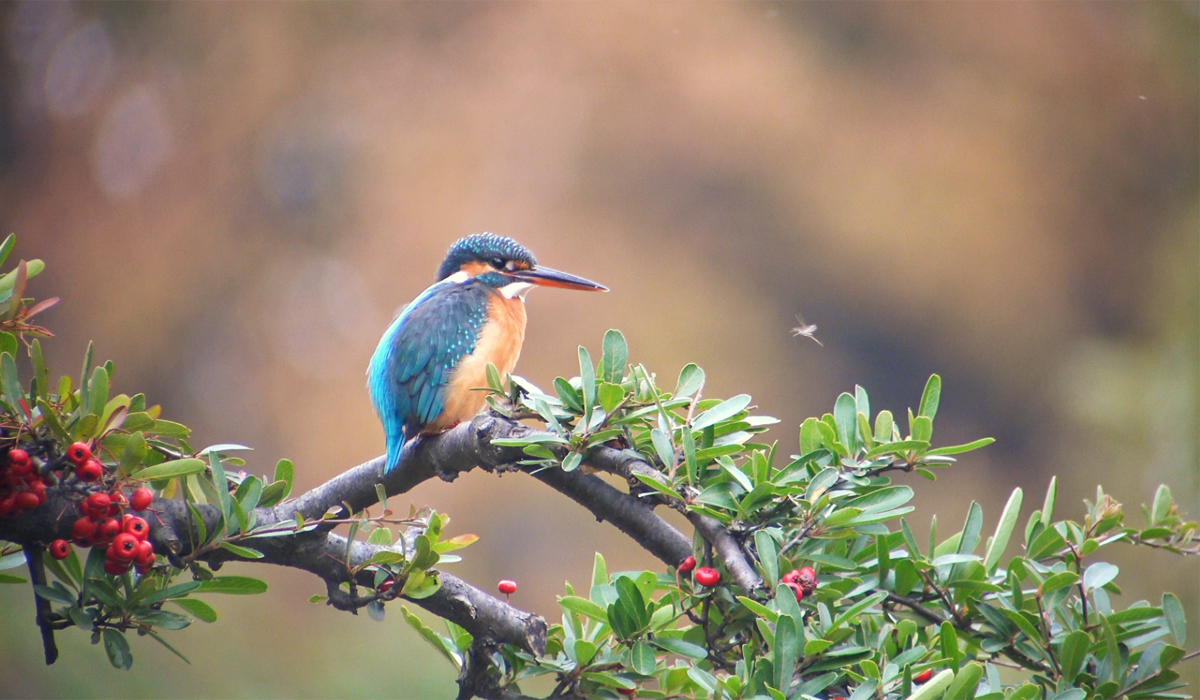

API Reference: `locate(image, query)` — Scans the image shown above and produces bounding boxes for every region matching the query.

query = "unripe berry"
[678,555,696,574]
[110,533,139,561]
[695,567,720,587]
[15,490,40,512]
[8,448,30,466]
[96,517,121,544]
[76,460,103,482]
[49,539,71,560]
[497,579,518,595]
[104,557,131,576]
[913,669,933,683]
[122,515,149,541]
[66,442,92,465]
[130,487,153,511]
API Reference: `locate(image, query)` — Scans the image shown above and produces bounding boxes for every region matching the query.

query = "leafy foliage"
[0,236,1195,698]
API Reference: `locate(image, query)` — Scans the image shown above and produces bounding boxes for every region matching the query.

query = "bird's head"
[436,233,607,298]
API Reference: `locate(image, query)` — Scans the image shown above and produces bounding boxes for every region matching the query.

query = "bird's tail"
[384,432,406,474]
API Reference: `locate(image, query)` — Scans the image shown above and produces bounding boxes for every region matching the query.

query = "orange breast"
[428,293,527,432]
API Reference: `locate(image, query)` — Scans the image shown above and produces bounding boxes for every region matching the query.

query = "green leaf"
[1041,476,1058,526]
[633,473,682,501]
[910,415,932,443]
[562,452,583,472]
[601,329,628,383]
[844,485,914,513]
[194,576,268,595]
[834,392,858,454]
[103,629,133,670]
[1058,630,1089,684]
[918,374,941,419]
[0,352,21,407]
[1040,571,1081,595]
[902,669,953,700]
[691,394,751,431]
[925,438,995,456]
[137,581,203,607]
[0,234,13,268]
[218,542,264,559]
[736,596,779,623]
[555,377,584,413]
[944,661,982,700]
[86,365,109,417]
[874,410,894,443]
[755,530,779,588]
[401,605,460,667]
[675,363,705,398]
[983,487,1023,573]
[1162,593,1186,646]
[559,595,608,622]
[34,584,75,605]
[774,614,800,693]
[630,640,655,675]
[1151,484,1171,526]
[597,382,624,414]
[578,346,596,413]
[650,429,675,471]
[649,637,707,660]
[1083,562,1118,592]
[800,417,822,455]
[131,458,206,481]
[864,439,930,459]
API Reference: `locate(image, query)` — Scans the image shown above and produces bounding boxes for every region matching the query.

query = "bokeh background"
[0,2,1196,697]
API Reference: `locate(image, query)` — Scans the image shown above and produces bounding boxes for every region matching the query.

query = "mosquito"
[791,314,823,346]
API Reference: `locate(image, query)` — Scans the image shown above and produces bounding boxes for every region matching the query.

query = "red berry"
[0,496,17,518]
[10,458,32,476]
[111,533,139,561]
[77,460,103,482]
[783,580,804,602]
[782,568,800,584]
[130,487,153,511]
[618,688,636,697]
[678,555,696,574]
[134,540,154,567]
[8,448,30,466]
[913,669,933,683]
[104,557,131,575]
[797,566,817,594]
[16,490,40,512]
[122,515,149,541]
[49,539,71,560]
[695,567,720,587]
[72,517,98,546]
[378,579,395,594]
[66,442,92,465]
[134,552,155,574]
[497,579,518,595]
[96,517,121,544]
[86,493,111,520]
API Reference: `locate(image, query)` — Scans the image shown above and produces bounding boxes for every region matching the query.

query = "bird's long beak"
[515,265,608,292]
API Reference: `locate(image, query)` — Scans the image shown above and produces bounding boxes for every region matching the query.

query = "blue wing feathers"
[368,280,492,472]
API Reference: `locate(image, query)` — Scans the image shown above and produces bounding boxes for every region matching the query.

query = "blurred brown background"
[0,3,1195,697]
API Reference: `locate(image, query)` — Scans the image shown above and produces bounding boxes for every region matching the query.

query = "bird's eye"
[490,257,505,270]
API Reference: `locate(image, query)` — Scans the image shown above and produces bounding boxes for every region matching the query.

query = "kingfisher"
[369,233,607,472]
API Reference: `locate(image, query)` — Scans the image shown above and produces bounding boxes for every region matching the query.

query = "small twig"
[25,544,58,665]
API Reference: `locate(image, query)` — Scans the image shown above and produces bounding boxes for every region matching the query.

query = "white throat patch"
[499,281,535,299]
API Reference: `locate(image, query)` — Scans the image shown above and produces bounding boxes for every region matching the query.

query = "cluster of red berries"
[676,556,721,587]
[58,487,157,575]
[0,448,49,517]
[65,441,104,482]
[780,566,817,602]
